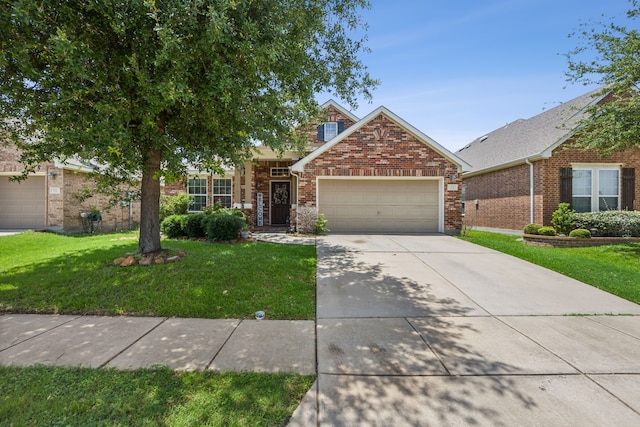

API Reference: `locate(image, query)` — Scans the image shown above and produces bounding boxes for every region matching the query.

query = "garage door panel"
[318,179,440,233]
[0,176,46,229]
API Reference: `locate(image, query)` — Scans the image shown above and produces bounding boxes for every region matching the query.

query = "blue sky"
[325,0,634,152]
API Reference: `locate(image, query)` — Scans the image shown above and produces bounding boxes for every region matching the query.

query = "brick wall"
[306,105,357,149]
[540,143,640,225]
[297,114,463,232]
[61,170,140,233]
[463,163,533,230]
[463,142,640,232]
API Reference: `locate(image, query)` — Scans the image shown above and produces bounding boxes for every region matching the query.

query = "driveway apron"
[301,234,640,426]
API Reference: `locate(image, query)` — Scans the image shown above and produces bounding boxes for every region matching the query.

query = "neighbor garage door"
[318,179,440,233]
[0,176,46,229]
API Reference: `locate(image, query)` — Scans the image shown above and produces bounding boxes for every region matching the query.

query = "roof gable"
[319,99,359,123]
[291,106,470,172]
[456,88,606,174]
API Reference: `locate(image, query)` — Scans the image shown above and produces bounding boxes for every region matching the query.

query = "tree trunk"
[138,148,162,254]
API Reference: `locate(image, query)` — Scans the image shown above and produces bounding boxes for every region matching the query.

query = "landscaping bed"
[523,234,640,248]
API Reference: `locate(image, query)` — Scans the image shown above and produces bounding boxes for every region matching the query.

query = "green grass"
[459,230,640,304]
[0,231,316,319]
[0,365,315,426]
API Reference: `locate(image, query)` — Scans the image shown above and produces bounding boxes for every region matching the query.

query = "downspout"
[289,169,300,232]
[525,158,534,224]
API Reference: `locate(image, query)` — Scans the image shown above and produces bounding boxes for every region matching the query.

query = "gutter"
[525,158,534,224]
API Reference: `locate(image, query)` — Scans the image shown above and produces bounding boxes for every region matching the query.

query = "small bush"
[206,211,246,241]
[523,223,542,235]
[313,213,329,234]
[569,228,592,238]
[574,210,640,237]
[184,213,207,238]
[296,206,319,234]
[161,214,187,238]
[160,192,193,221]
[538,226,557,236]
[551,203,575,235]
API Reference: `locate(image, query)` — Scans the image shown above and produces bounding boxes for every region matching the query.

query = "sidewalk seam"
[204,319,242,370]
[98,317,169,368]
[0,314,81,353]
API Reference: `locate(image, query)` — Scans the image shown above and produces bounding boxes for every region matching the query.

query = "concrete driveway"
[291,234,640,426]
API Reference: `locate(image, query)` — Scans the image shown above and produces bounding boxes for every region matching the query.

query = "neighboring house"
[456,88,640,232]
[164,100,470,234]
[0,143,140,232]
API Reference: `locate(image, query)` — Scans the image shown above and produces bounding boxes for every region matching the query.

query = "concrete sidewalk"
[288,234,640,427]
[0,315,315,374]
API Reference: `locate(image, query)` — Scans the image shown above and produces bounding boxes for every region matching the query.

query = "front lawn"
[0,365,314,426]
[0,231,316,319]
[459,230,640,304]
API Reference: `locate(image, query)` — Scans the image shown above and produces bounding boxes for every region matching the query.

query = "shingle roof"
[456,88,605,174]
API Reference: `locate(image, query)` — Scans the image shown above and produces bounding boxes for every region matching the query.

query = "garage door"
[0,176,46,229]
[318,179,440,233]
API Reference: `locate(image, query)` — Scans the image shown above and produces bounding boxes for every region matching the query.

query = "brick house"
[0,143,140,232]
[456,88,640,232]
[166,100,470,234]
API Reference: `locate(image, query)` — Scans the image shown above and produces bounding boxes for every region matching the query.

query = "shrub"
[538,226,557,236]
[569,228,592,238]
[161,214,187,238]
[574,210,640,237]
[160,192,193,221]
[205,211,246,241]
[296,206,319,234]
[184,213,207,238]
[523,223,542,235]
[313,213,330,234]
[551,203,575,235]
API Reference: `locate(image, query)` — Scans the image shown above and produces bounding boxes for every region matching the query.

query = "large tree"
[0,0,376,253]
[566,0,640,154]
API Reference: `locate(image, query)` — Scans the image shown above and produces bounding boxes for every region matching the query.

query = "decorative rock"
[113,257,125,265]
[139,256,153,266]
[166,255,180,263]
[120,256,137,267]
[154,257,166,264]
[177,250,186,257]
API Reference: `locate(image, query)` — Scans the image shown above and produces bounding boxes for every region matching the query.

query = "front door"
[271,181,290,225]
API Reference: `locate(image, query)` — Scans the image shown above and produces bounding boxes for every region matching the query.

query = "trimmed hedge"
[569,228,591,238]
[573,211,640,237]
[524,223,543,235]
[160,214,187,238]
[184,213,207,238]
[205,211,245,241]
[538,226,557,236]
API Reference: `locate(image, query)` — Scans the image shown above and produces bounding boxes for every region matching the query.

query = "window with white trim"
[271,167,289,177]
[324,122,338,140]
[187,177,207,211]
[213,178,232,208]
[572,166,619,213]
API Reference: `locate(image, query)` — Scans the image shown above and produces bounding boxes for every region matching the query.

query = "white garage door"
[0,176,46,229]
[318,179,441,233]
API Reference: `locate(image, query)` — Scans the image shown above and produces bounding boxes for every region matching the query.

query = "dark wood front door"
[271,181,290,225]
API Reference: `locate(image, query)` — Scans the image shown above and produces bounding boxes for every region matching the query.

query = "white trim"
[319,100,360,123]
[292,106,471,173]
[315,176,445,233]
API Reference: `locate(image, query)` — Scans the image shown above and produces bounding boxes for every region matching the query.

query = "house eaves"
[291,105,471,172]
[320,99,360,123]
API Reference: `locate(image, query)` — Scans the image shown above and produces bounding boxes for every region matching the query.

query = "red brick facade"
[297,113,463,233]
[463,140,640,231]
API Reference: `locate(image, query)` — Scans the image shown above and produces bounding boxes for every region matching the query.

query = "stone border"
[523,234,640,248]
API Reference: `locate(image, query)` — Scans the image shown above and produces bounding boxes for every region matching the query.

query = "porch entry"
[271,181,290,225]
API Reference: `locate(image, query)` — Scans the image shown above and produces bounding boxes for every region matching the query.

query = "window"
[187,177,207,211]
[572,167,619,213]
[317,121,345,142]
[324,122,338,141]
[213,178,232,208]
[271,167,289,177]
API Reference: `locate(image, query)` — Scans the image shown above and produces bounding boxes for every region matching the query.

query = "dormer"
[313,100,359,145]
